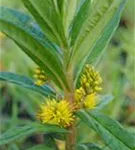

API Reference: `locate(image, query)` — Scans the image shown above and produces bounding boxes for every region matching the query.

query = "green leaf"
[26,144,54,150]
[0,7,60,55]
[0,123,68,146]
[0,72,55,97]
[86,2,125,65]
[0,7,69,90]
[76,143,102,150]
[69,0,127,85]
[70,0,91,46]
[15,43,63,89]
[77,110,135,150]
[96,95,114,110]
[59,0,78,37]
[21,0,66,46]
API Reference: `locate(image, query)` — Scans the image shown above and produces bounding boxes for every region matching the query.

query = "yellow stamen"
[37,99,75,128]
[84,93,97,109]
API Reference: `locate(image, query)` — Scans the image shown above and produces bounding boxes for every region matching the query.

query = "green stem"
[63,47,76,150]
[64,77,76,150]
[65,124,76,150]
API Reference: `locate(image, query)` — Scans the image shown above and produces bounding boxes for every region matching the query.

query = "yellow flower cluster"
[75,64,102,109]
[34,67,47,86]
[75,87,85,106]
[37,99,75,128]
[84,93,97,109]
[36,64,102,128]
[80,64,102,94]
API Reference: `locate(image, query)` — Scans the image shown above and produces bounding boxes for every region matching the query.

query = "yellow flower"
[80,64,102,94]
[34,67,47,86]
[37,99,75,128]
[74,64,102,109]
[75,87,85,103]
[84,93,97,109]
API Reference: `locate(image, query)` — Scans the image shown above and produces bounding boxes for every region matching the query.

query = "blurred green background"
[0,0,135,149]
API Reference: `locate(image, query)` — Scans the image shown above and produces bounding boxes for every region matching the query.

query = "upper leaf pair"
[0,0,127,92]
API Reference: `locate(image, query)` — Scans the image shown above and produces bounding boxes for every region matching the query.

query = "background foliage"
[0,0,135,150]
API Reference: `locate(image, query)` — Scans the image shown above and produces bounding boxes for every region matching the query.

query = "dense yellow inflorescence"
[37,99,75,128]
[75,64,102,109]
[84,93,97,109]
[36,64,102,128]
[80,64,102,94]
[34,67,47,86]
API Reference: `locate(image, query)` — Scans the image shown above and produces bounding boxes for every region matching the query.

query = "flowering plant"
[0,0,135,150]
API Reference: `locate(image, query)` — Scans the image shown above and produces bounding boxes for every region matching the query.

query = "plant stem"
[64,60,76,150]
[65,123,76,150]
[64,90,76,150]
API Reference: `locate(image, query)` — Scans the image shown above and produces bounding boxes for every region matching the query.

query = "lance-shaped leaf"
[58,0,78,37]
[69,0,127,85]
[0,72,55,97]
[16,43,63,89]
[70,0,91,46]
[77,110,135,150]
[0,123,68,146]
[0,7,69,90]
[86,4,124,65]
[21,0,66,46]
